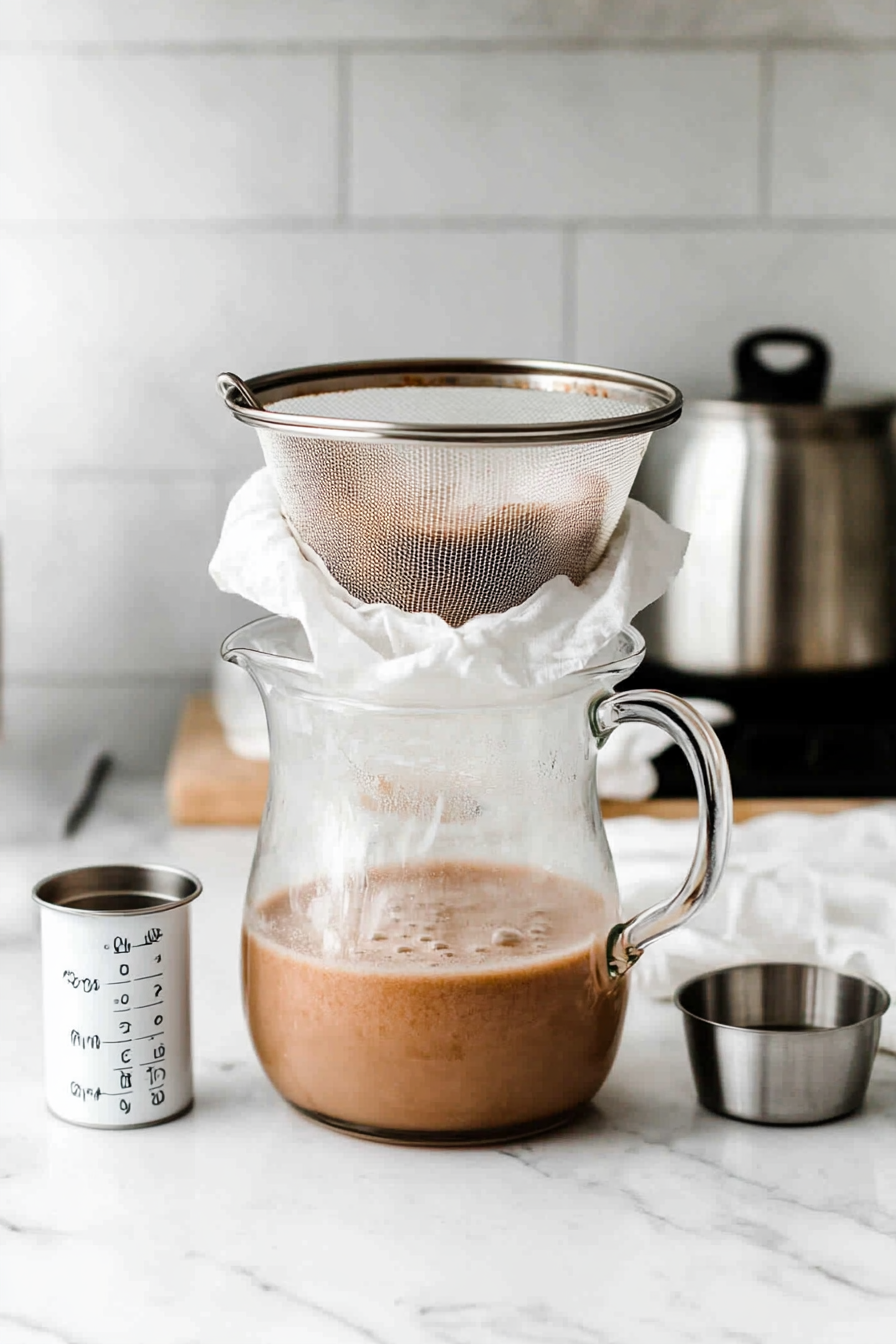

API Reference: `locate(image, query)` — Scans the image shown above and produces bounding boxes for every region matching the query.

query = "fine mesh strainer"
[218,358,682,626]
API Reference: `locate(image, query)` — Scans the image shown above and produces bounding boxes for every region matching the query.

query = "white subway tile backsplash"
[3,678,204,773]
[575,228,896,397]
[1,15,894,768]
[351,51,760,218]
[0,52,337,221]
[0,1,524,42]
[0,230,563,471]
[771,53,896,218]
[3,473,222,677]
[2,0,894,43]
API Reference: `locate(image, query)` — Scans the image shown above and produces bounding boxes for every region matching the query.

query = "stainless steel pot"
[633,329,896,675]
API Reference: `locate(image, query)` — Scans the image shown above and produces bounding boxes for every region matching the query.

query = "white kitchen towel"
[608,804,896,1051]
[209,468,688,704]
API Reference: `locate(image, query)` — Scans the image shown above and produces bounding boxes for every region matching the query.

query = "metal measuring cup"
[675,962,890,1125]
[33,864,202,1129]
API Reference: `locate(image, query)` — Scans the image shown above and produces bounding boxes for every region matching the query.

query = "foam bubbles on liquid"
[491,927,523,948]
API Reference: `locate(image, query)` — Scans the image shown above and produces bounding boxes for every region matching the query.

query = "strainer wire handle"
[590,689,732,979]
[217,372,262,412]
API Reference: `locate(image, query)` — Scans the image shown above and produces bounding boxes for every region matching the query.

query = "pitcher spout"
[221,616,314,676]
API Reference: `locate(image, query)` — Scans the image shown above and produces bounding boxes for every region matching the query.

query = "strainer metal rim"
[217,357,683,444]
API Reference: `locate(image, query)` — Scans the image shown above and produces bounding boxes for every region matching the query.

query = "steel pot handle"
[590,689,733,979]
[734,328,830,405]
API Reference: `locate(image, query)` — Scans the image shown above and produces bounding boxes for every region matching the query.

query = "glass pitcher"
[224,616,731,1144]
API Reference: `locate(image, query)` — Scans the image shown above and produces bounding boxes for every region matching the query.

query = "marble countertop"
[2,779,896,1344]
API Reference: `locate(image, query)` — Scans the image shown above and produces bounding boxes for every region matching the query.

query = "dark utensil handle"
[734,328,830,405]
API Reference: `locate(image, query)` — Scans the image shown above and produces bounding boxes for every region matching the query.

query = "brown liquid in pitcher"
[243,861,627,1138]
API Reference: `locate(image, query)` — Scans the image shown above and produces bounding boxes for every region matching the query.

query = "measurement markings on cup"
[68,924,168,1116]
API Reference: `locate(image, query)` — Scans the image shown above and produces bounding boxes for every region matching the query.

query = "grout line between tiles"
[0,40,342,57]
[0,38,894,55]
[561,226,578,362]
[0,216,571,234]
[5,673,210,688]
[335,47,352,219]
[757,48,774,218]
[3,466,225,483]
[5,216,896,234]
[213,469,249,521]
[331,37,896,56]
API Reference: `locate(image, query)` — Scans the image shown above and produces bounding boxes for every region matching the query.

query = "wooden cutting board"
[165,694,880,826]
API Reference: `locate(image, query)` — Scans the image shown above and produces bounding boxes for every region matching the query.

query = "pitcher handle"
[590,689,733,979]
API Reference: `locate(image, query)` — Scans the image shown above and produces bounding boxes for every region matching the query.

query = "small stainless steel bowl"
[674,963,890,1125]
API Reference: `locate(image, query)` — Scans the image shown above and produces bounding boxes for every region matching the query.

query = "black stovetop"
[627,662,896,798]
